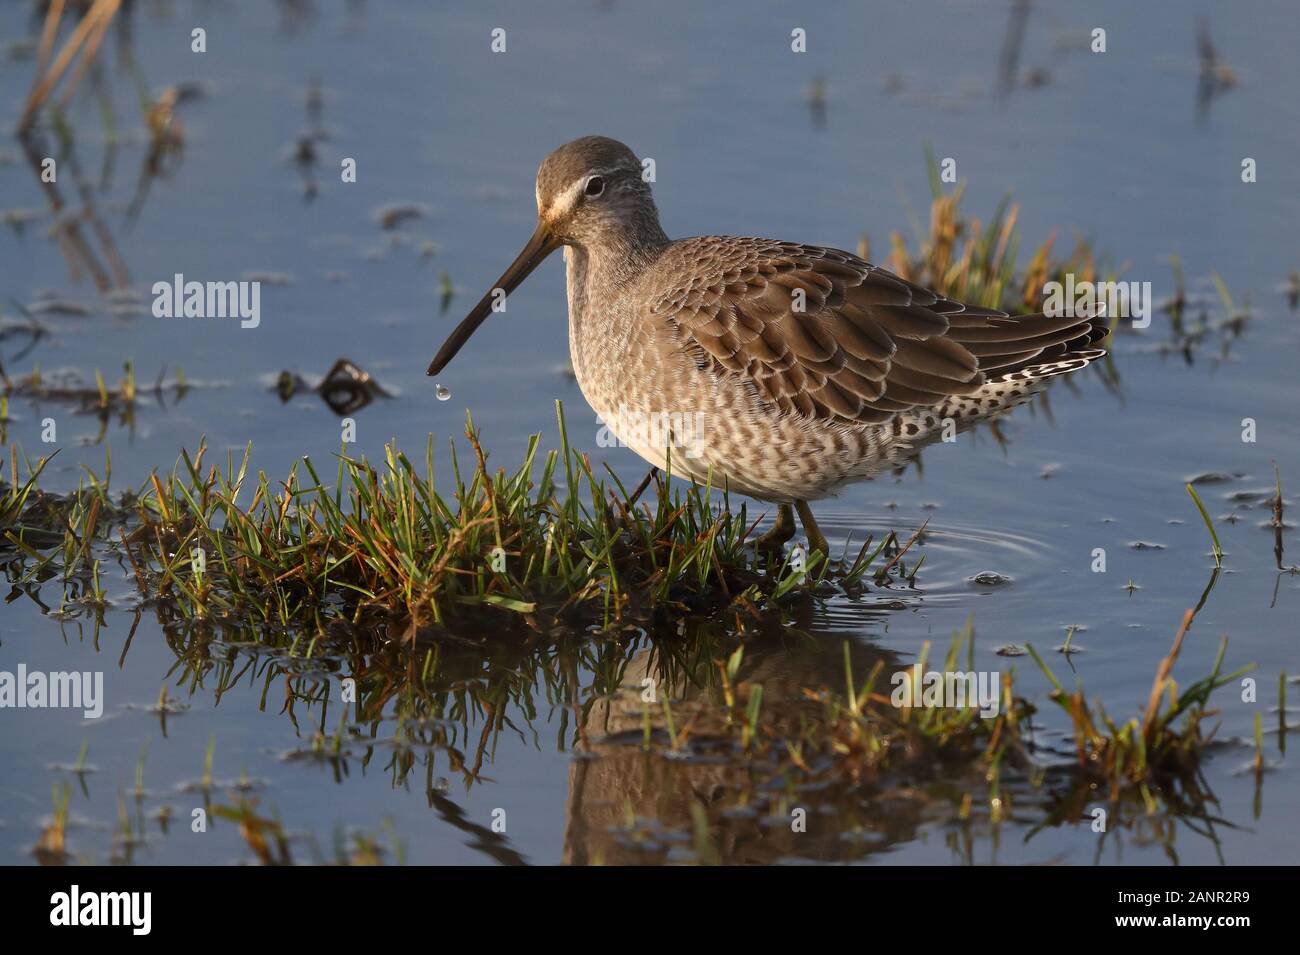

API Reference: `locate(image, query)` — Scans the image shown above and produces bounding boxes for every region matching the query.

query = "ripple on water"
[817,511,1058,607]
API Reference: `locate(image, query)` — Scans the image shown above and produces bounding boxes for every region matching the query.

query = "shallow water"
[0,1,1297,865]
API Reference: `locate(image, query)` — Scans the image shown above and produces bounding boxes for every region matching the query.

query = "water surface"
[0,0,1296,865]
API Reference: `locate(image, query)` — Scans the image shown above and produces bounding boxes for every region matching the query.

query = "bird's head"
[426,136,658,376]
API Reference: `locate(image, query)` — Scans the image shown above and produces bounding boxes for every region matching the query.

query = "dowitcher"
[427,136,1108,554]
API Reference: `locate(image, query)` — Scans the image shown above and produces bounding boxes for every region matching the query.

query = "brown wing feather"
[651,238,1107,426]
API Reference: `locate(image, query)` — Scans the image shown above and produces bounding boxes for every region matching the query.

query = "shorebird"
[427,136,1108,555]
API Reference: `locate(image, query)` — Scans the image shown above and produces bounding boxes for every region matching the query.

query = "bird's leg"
[752,503,796,551]
[795,500,830,557]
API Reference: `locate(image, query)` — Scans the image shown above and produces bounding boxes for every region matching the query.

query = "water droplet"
[435,384,450,401]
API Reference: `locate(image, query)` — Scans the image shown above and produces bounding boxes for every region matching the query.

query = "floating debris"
[270,360,392,414]
[807,76,826,127]
[1186,471,1246,485]
[374,202,431,230]
[293,136,317,165]
[1021,66,1051,89]
[1196,17,1238,122]
[273,370,311,402]
[995,644,1026,657]
[1223,487,1275,504]
[26,298,91,316]
[315,358,393,415]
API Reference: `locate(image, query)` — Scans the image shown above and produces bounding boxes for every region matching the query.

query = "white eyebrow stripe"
[539,162,640,219]
[545,178,587,220]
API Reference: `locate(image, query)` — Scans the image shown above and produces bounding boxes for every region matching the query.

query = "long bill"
[425,223,560,375]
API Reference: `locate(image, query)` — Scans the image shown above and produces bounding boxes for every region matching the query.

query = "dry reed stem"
[18,0,122,134]
[58,4,117,112]
[34,0,66,79]
[1142,607,1196,738]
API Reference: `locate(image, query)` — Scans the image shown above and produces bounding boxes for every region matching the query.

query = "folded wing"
[651,238,1108,426]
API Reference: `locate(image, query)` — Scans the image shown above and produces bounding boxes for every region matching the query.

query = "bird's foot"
[795,500,831,558]
[751,503,796,553]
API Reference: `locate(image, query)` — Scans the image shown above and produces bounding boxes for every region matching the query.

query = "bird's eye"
[584,176,605,198]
